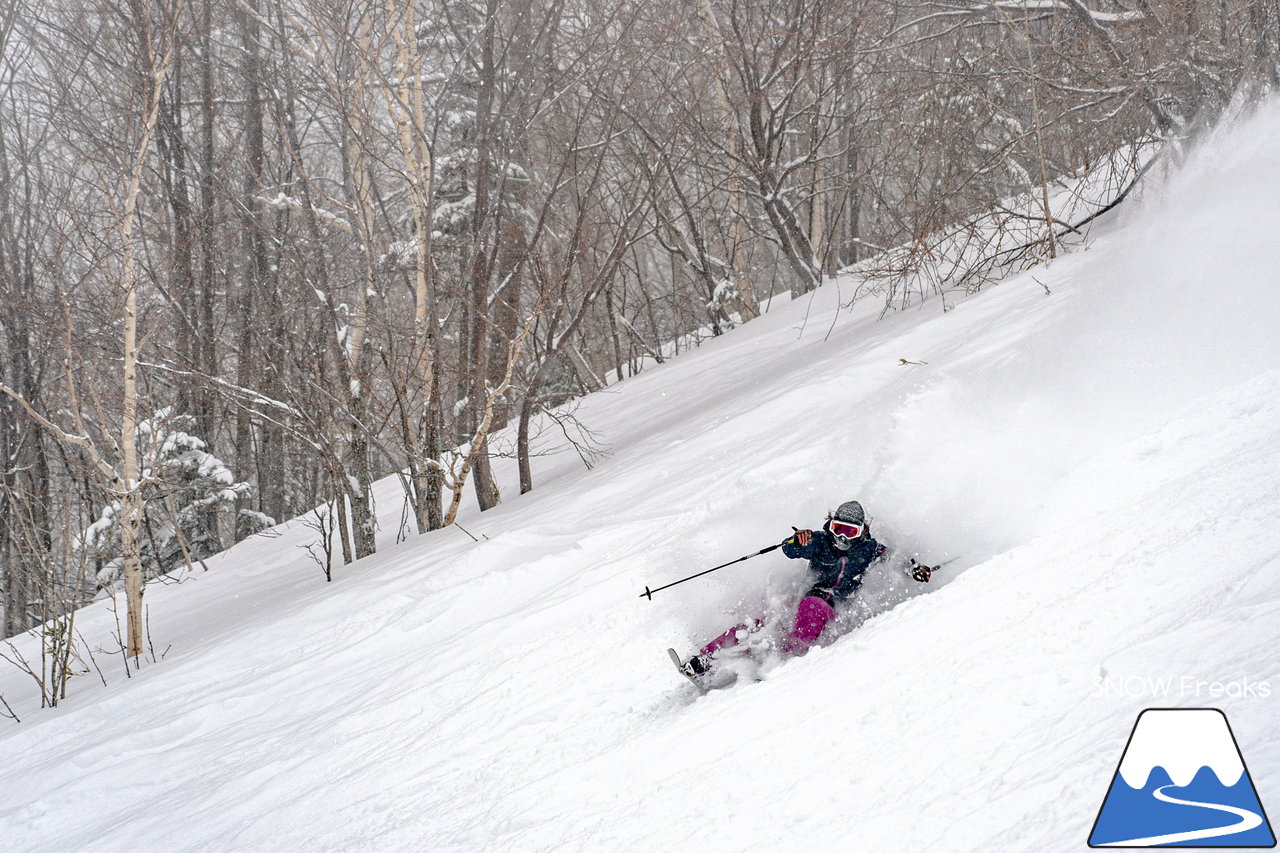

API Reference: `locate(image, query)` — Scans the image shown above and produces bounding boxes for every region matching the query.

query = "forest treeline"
[1,0,1275,662]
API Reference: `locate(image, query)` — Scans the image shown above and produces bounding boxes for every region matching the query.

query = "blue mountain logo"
[1090,708,1275,847]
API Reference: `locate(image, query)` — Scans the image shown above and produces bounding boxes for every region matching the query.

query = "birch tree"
[386,0,443,533]
[0,0,187,660]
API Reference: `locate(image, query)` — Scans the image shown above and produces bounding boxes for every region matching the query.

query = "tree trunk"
[343,3,379,558]
[467,0,503,513]
[196,0,221,551]
[697,0,759,321]
[120,237,145,660]
[517,395,535,495]
[604,285,624,385]
[236,0,283,534]
[389,0,441,534]
[117,4,175,660]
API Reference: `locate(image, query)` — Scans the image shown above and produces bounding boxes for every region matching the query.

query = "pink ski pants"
[700,595,837,659]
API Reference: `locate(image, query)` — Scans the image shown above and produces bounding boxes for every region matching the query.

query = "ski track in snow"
[3,102,1280,852]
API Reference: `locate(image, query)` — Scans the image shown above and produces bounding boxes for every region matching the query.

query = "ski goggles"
[830,520,864,540]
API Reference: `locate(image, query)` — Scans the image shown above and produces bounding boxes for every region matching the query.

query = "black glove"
[910,559,933,583]
[788,528,813,547]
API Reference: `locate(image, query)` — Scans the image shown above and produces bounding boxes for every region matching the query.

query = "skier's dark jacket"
[781,524,885,602]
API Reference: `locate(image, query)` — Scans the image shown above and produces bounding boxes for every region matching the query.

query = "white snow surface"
[4,103,1280,851]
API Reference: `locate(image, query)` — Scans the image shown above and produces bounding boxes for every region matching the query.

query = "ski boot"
[668,648,711,686]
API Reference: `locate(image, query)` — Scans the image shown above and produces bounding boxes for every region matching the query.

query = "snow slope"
[3,102,1280,852]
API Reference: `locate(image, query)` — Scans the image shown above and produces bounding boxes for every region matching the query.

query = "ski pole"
[639,542,784,600]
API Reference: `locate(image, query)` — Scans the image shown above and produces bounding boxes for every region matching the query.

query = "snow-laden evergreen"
[79,409,267,588]
[2,103,1280,851]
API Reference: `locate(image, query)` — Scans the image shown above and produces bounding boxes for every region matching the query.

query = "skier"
[674,500,933,682]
